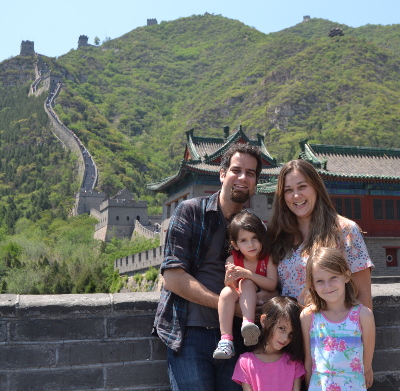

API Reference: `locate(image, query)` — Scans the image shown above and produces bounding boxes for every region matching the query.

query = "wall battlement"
[0,286,399,390]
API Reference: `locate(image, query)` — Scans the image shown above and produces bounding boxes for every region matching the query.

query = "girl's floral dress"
[308,305,366,391]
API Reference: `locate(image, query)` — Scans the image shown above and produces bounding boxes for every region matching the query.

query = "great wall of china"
[2,44,398,390]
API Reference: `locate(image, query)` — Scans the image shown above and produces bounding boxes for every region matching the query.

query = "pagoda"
[148,125,280,225]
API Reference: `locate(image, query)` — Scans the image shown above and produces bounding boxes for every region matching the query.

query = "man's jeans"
[167,326,244,391]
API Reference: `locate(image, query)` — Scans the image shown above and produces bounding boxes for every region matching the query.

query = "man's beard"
[230,188,250,204]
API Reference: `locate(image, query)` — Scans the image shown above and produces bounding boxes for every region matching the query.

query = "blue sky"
[1,0,399,63]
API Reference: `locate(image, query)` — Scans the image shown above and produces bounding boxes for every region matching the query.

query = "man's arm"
[163,268,220,309]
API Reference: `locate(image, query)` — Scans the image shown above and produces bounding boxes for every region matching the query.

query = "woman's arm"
[300,308,313,388]
[360,305,375,388]
[352,268,373,310]
[241,383,254,391]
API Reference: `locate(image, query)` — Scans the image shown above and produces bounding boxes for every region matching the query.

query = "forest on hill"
[0,14,399,294]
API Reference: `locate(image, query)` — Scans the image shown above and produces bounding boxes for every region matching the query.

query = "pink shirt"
[232,352,305,391]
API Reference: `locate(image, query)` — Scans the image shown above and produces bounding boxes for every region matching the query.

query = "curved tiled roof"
[148,126,279,191]
[300,141,400,180]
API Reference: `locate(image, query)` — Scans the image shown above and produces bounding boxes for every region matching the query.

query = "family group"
[153,143,375,391]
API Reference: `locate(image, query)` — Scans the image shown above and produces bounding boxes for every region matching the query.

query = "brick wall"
[365,237,400,276]
[0,292,169,391]
[0,286,399,390]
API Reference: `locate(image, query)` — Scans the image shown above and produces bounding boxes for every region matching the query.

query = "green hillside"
[1,14,400,293]
[49,14,400,194]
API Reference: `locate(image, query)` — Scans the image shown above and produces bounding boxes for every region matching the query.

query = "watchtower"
[20,40,35,56]
[42,72,63,92]
[303,15,310,22]
[78,35,89,48]
[147,18,158,26]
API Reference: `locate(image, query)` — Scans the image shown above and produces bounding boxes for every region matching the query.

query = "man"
[153,143,264,391]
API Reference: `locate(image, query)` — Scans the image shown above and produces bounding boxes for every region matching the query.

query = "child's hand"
[227,265,250,279]
[364,368,373,388]
[225,263,238,285]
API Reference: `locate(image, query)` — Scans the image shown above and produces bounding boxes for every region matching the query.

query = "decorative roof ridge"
[147,173,179,189]
[204,125,278,166]
[317,169,400,180]
[185,129,201,161]
[310,143,400,157]
[257,133,277,165]
[204,125,249,163]
[191,136,225,143]
[299,139,327,169]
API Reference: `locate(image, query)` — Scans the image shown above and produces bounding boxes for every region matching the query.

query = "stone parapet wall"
[0,286,399,390]
[116,246,164,275]
[44,101,85,184]
[0,293,168,391]
[133,220,160,240]
[93,225,107,241]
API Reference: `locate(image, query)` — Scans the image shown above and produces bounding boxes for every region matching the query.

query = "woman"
[268,159,374,309]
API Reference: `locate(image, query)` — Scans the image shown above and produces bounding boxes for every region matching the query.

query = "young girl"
[232,296,305,390]
[213,210,278,359]
[301,247,375,390]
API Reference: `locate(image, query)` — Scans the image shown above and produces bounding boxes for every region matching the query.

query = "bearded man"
[153,143,268,391]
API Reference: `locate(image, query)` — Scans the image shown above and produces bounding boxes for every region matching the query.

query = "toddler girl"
[213,210,277,359]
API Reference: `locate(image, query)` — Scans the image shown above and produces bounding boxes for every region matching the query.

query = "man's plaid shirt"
[152,192,228,353]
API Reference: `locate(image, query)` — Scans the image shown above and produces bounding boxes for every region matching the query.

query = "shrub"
[144,266,158,282]
[133,273,143,284]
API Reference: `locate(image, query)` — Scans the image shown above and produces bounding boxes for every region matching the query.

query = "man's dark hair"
[220,143,263,181]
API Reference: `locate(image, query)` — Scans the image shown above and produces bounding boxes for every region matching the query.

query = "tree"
[94,36,100,46]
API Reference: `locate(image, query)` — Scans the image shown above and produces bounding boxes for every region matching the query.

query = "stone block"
[106,362,169,387]
[151,337,168,360]
[0,344,56,369]
[8,367,103,391]
[371,372,400,391]
[58,339,150,365]
[373,306,400,327]
[112,292,159,313]
[0,322,7,342]
[0,373,8,390]
[372,284,400,307]
[107,314,153,338]
[10,318,104,341]
[18,294,111,316]
[376,327,400,350]
[373,349,400,372]
[0,295,17,317]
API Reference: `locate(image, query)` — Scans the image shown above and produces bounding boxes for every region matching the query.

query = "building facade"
[147,125,280,242]
[148,129,400,277]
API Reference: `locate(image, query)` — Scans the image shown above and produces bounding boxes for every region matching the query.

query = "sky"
[1,0,399,63]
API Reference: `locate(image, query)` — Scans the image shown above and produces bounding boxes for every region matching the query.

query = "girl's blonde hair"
[305,247,358,311]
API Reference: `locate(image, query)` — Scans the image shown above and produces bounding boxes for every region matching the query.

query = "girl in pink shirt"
[232,296,305,391]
